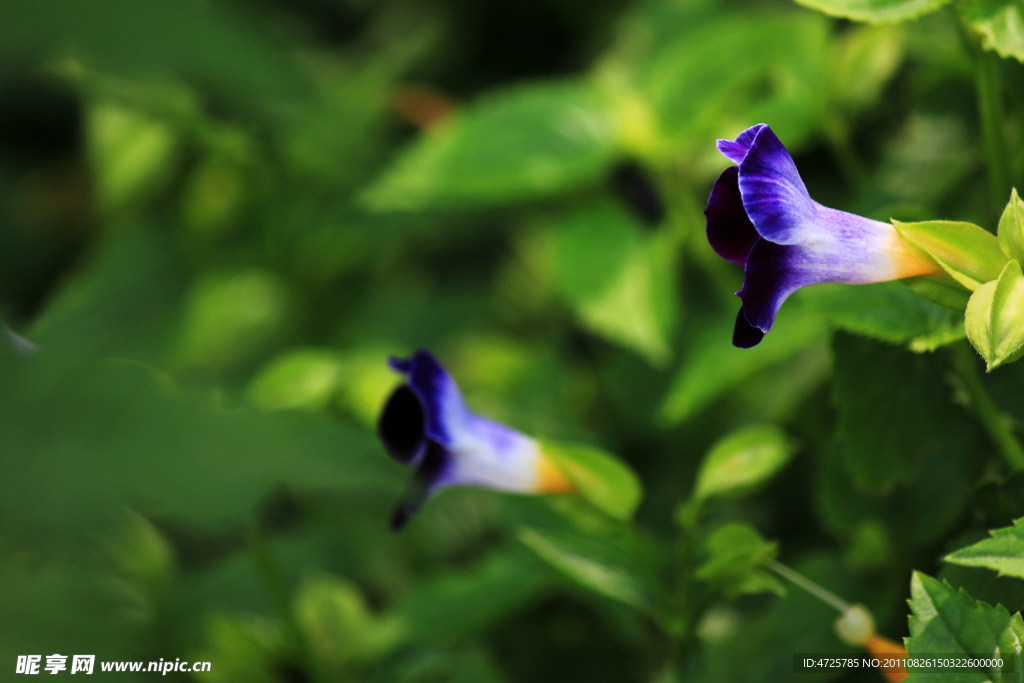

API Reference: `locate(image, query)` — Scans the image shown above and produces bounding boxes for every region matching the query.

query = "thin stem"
[976,48,1011,213]
[950,342,1024,470]
[768,560,850,613]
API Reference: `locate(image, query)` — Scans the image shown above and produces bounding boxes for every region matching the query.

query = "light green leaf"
[999,188,1024,261]
[801,280,964,348]
[792,0,952,23]
[88,102,177,212]
[172,270,290,372]
[361,82,618,211]
[696,523,784,599]
[678,426,795,524]
[540,440,643,522]
[960,0,1024,62]
[550,203,678,367]
[832,25,905,110]
[893,219,1008,291]
[194,616,282,683]
[518,528,658,614]
[659,305,827,424]
[965,259,1024,370]
[247,349,344,412]
[295,575,405,668]
[905,572,1024,680]
[945,518,1024,579]
[333,347,403,429]
[629,13,832,152]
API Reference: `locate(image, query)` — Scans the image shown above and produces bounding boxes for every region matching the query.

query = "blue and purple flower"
[377,350,573,530]
[706,124,940,347]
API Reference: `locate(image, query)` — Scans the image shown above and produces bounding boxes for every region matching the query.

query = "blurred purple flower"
[378,350,572,530]
[706,124,939,347]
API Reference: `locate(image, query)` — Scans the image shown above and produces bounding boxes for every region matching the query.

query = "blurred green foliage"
[2,0,1024,681]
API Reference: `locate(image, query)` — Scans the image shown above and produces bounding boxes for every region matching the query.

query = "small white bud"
[834,604,875,646]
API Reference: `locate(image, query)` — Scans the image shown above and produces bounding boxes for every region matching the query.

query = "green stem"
[768,561,849,613]
[950,341,1024,470]
[976,48,1011,213]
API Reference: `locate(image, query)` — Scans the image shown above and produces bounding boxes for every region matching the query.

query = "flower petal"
[732,306,766,348]
[390,350,470,449]
[391,440,451,531]
[737,238,810,337]
[378,385,426,464]
[737,125,816,245]
[716,123,767,164]
[706,166,759,266]
[382,350,575,530]
[442,413,551,493]
[736,207,939,341]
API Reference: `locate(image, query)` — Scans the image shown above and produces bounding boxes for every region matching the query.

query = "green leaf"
[960,0,1024,62]
[678,426,795,524]
[550,203,678,367]
[540,440,643,522]
[902,274,973,312]
[817,430,974,549]
[696,523,785,599]
[1000,189,1024,261]
[397,547,553,644]
[966,259,1024,370]
[247,349,344,412]
[628,13,832,152]
[905,572,1024,680]
[700,554,856,683]
[893,219,1008,291]
[87,102,178,213]
[832,333,961,490]
[801,281,964,348]
[517,528,658,615]
[946,518,1024,579]
[361,82,618,211]
[1,0,306,107]
[791,0,952,23]
[659,305,827,424]
[832,25,905,111]
[295,575,405,668]
[172,269,290,372]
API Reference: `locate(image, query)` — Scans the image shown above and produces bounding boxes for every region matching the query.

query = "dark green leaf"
[832,333,963,490]
[800,281,963,350]
[397,546,553,644]
[659,305,827,424]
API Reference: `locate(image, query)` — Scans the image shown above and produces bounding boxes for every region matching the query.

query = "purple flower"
[377,350,573,530]
[706,124,940,347]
